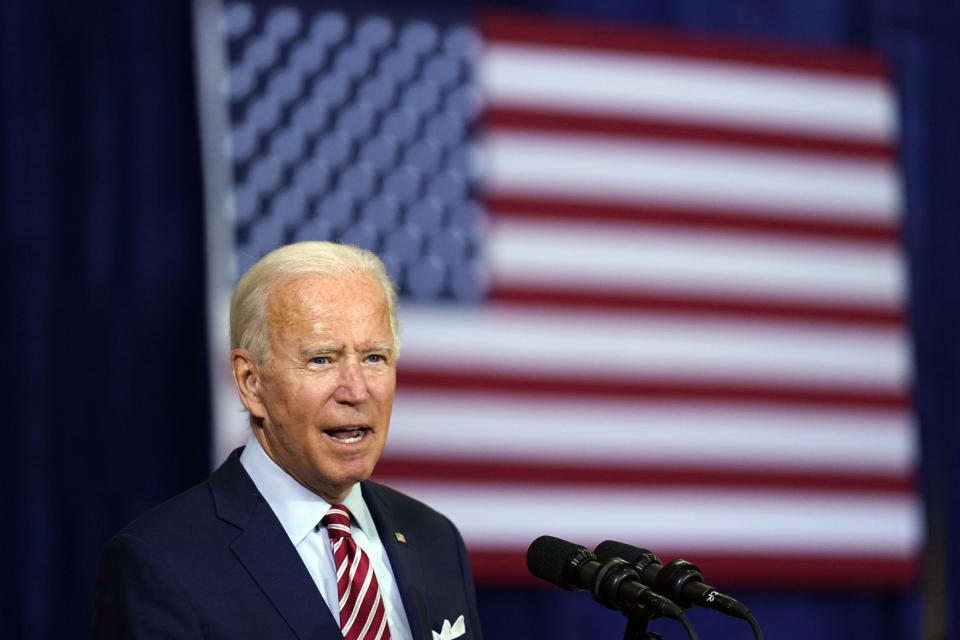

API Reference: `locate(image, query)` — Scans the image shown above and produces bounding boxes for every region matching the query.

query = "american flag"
[198,4,920,588]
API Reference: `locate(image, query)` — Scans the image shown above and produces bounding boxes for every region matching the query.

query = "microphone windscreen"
[525,535,583,589]
[595,540,642,563]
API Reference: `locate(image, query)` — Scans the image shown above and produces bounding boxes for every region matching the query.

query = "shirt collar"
[239,433,375,546]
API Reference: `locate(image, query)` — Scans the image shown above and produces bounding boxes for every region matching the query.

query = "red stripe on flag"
[486,108,894,159]
[487,196,900,244]
[489,285,904,328]
[481,12,890,78]
[373,458,914,493]
[469,550,918,588]
[397,369,910,410]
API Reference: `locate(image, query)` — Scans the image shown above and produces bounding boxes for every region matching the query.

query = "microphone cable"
[745,611,764,640]
[677,612,699,640]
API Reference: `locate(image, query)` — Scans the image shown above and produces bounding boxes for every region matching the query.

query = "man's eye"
[310,356,330,365]
[366,354,385,363]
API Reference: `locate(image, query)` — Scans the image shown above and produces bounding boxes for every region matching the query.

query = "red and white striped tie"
[322,505,391,640]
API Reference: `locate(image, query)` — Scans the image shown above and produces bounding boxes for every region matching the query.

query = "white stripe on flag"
[480,131,900,218]
[397,306,910,390]
[488,218,905,306]
[376,482,922,557]
[387,391,916,474]
[481,43,896,141]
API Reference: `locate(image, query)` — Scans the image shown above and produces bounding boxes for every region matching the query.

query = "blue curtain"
[3,0,957,638]
[2,2,209,637]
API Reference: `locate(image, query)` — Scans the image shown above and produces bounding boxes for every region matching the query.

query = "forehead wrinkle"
[300,345,342,357]
[265,272,394,355]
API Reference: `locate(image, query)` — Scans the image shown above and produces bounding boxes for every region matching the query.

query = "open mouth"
[324,426,369,444]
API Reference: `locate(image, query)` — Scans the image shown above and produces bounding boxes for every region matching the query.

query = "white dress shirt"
[239,433,414,640]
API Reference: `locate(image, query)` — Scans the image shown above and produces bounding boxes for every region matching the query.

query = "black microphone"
[594,540,750,619]
[526,535,684,620]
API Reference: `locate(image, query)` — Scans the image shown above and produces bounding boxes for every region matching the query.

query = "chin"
[333,459,377,486]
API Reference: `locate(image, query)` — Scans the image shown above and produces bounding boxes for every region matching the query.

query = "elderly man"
[92,242,483,640]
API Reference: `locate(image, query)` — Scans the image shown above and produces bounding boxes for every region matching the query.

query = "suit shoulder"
[111,479,218,547]
[108,450,254,549]
[363,481,457,529]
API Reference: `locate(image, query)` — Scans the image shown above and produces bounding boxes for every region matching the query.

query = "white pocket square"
[432,614,466,640]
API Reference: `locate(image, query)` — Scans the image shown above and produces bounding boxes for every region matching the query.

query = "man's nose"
[333,360,369,404]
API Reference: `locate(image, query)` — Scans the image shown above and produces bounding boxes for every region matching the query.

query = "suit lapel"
[210,450,341,640]
[231,502,341,640]
[363,482,432,639]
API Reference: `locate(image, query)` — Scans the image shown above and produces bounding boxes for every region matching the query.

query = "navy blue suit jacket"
[91,449,483,639]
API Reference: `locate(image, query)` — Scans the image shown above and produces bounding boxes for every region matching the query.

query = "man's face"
[238,272,397,503]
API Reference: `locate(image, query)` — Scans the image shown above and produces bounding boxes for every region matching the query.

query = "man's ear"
[231,348,267,420]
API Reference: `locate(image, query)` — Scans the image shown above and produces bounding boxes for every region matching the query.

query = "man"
[92,242,483,639]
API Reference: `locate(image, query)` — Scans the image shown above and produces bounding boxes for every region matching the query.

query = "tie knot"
[321,504,353,540]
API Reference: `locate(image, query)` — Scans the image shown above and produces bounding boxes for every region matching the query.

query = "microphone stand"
[621,603,662,640]
[585,555,674,640]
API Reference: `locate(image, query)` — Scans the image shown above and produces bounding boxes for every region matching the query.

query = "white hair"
[230,241,400,363]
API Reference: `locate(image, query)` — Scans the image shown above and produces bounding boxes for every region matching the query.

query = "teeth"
[328,429,365,444]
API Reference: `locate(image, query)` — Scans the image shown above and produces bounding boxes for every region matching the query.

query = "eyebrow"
[300,346,339,358]
[365,343,396,355]
[299,343,396,358]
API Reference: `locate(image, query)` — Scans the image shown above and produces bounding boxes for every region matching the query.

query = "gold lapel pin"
[395,532,407,543]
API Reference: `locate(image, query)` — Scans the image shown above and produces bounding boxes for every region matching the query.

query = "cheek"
[262,377,310,417]
[293,381,341,416]
[370,375,396,401]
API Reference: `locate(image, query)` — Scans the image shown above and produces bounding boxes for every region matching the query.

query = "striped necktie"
[322,505,391,640]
